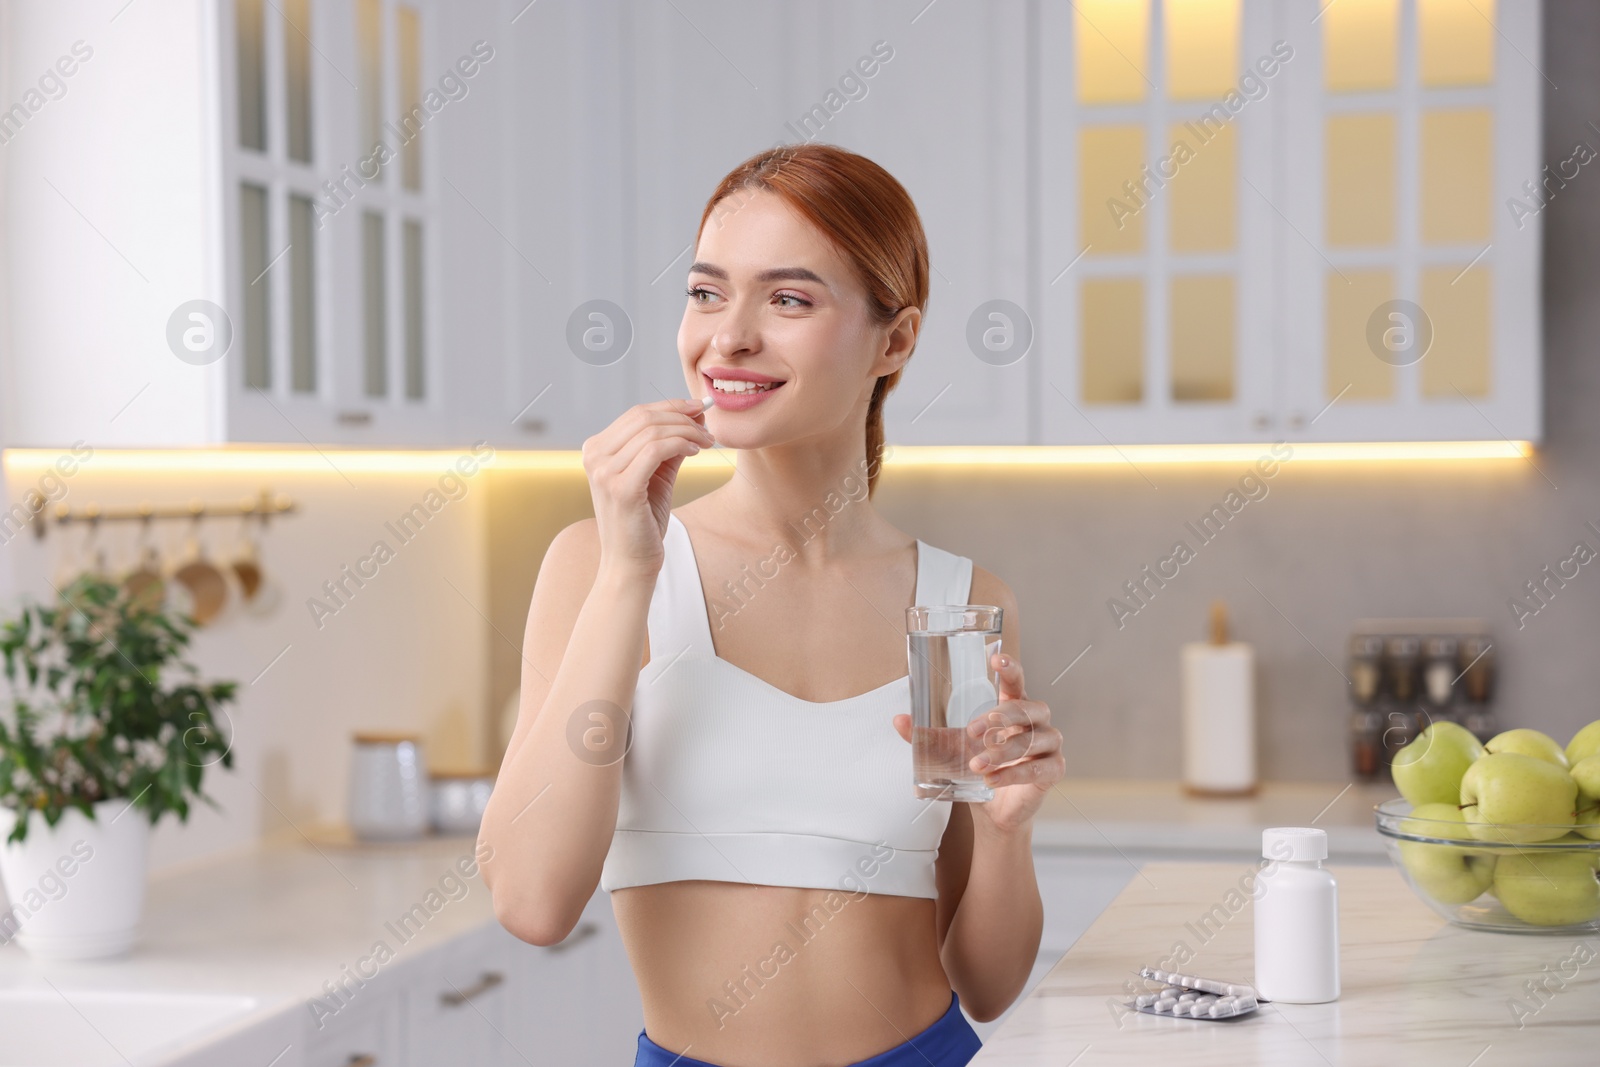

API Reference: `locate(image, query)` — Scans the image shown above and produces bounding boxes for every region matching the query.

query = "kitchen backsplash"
[0,461,492,876]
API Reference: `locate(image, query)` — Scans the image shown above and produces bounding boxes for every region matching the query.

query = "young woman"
[480,143,1065,1067]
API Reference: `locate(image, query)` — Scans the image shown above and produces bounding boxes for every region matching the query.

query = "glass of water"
[906,604,1004,802]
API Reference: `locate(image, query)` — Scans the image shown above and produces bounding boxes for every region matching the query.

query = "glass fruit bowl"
[1376,799,1600,934]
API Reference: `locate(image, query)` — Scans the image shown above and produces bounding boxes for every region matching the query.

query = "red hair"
[694,143,930,499]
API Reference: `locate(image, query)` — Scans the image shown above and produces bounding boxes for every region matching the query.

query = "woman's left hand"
[893,651,1064,836]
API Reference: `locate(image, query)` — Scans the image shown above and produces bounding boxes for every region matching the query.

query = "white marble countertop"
[0,829,499,1064]
[0,778,1397,1062]
[977,861,1600,1065]
[1032,779,1392,858]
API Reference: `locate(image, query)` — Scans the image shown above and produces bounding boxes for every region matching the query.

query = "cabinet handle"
[440,970,505,1007]
[1288,412,1306,429]
[1252,412,1272,430]
[516,417,547,434]
[345,1056,377,1067]
[337,410,373,425]
[547,921,598,954]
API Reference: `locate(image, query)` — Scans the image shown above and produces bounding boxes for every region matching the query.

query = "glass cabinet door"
[1276,0,1540,443]
[1039,0,1279,445]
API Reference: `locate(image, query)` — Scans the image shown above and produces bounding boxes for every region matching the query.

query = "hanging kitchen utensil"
[122,511,166,613]
[169,513,232,626]
[229,511,264,603]
[234,507,282,618]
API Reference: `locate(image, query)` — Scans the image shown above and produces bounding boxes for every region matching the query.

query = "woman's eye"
[686,285,715,304]
[774,292,811,308]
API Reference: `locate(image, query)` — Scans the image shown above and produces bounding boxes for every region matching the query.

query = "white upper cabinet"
[1039,0,1280,445]
[0,0,1541,449]
[218,0,513,446]
[1037,0,1541,445]
[1275,0,1540,442]
[820,1,1033,446]
[3,0,507,449]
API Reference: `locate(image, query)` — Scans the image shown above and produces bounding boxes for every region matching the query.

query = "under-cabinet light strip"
[1,440,1534,475]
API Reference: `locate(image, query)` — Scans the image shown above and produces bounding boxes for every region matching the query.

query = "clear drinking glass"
[906,604,1004,802]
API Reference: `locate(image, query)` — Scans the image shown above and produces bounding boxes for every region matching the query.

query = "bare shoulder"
[524,518,601,639]
[968,562,1019,618]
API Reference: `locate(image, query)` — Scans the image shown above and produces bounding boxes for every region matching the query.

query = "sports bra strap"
[916,535,974,610]
[645,516,716,660]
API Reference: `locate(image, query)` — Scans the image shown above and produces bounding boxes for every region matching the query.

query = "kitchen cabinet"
[1274,0,1541,442]
[549,0,1032,448]
[2,0,1541,451]
[499,884,645,1065]
[304,985,403,1067]
[1036,0,1541,445]
[287,893,639,1067]
[404,923,514,1066]
[2,0,510,449]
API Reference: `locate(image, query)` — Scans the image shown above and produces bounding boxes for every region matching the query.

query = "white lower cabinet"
[404,925,515,1066]
[499,888,645,1065]
[303,992,403,1067]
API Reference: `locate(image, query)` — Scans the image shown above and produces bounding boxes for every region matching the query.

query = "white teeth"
[711,378,780,394]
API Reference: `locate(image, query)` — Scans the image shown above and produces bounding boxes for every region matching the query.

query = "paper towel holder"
[1181,599,1259,799]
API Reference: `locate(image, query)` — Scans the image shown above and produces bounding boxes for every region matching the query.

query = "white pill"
[1136,994,1157,1007]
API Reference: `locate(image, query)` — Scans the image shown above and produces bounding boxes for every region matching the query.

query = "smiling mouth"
[705,375,786,395]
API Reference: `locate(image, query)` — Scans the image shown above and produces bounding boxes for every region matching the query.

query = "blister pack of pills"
[1123,966,1261,1020]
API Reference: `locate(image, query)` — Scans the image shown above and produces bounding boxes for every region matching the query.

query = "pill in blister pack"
[1123,967,1260,1021]
[1139,967,1259,1000]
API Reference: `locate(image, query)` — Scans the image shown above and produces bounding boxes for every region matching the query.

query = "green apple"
[1397,803,1497,904]
[1391,722,1485,806]
[1459,752,1578,843]
[1483,728,1570,769]
[1571,753,1600,800]
[1565,719,1600,765]
[1576,802,1600,843]
[1492,849,1600,926]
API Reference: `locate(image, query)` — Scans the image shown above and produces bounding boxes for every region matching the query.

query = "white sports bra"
[599,511,973,900]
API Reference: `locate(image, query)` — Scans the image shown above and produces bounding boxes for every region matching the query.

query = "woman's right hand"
[581,396,715,578]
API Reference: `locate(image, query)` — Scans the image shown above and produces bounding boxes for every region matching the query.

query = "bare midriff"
[611,880,953,1066]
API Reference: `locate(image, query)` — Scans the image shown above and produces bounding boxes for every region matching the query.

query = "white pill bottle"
[1253,827,1340,1003]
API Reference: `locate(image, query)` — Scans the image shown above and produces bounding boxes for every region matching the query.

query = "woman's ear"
[877,305,920,374]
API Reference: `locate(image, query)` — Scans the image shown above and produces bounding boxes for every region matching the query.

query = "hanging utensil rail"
[31,488,298,540]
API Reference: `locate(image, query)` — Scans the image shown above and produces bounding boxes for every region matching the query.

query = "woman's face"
[678,188,916,449]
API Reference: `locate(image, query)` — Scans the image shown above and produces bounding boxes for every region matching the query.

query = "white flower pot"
[0,798,150,961]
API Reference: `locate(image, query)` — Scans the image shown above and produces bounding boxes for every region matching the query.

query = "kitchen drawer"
[304,993,401,1067]
[404,924,516,1067]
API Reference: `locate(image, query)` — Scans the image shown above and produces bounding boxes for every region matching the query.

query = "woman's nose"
[709,300,762,358]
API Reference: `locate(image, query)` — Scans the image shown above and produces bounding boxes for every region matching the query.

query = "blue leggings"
[632,989,982,1066]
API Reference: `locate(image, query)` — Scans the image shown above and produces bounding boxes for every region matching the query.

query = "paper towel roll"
[1181,641,1257,795]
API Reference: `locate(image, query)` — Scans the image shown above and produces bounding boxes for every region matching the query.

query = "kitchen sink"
[0,988,258,1067]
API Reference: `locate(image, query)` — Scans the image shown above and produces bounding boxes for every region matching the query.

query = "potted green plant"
[0,572,238,960]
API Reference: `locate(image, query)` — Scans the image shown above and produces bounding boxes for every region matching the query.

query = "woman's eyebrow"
[688,262,829,288]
